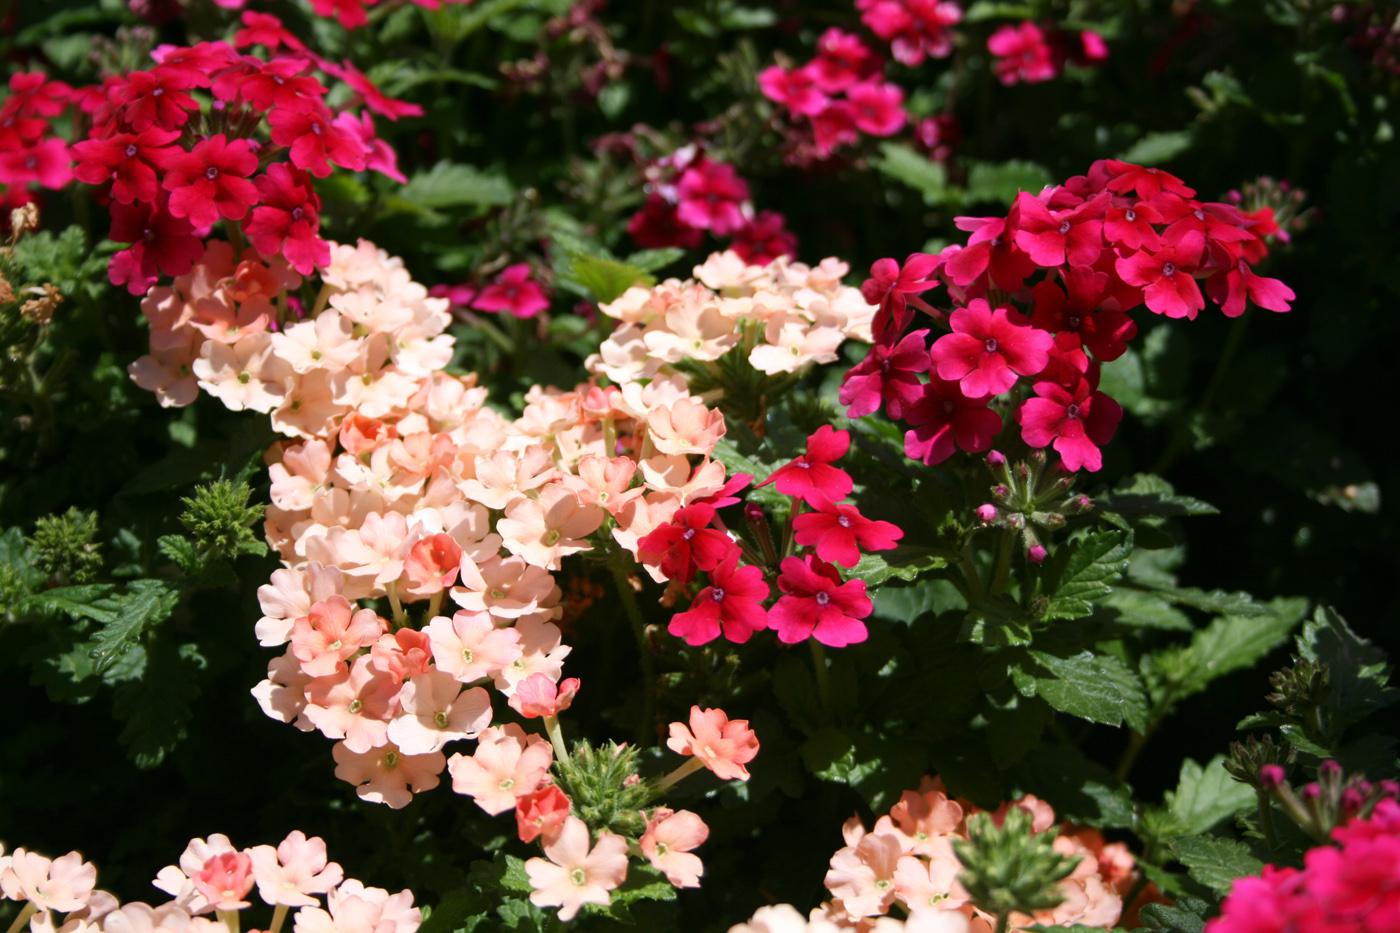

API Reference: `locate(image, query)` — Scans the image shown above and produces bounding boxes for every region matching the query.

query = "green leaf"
[21,584,118,623]
[1097,473,1218,527]
[875,143,950,206]
[1118,131,1195,165]
[1136,584,1272,617]
[625,248,685,273]
[1136,898,1210,932]
[561,254,655,303]
[1164,756,1255,836]
[1171,835,1262,894]
[1013,743,1136,829]
[1096,589,1193,631]
[964,159,1052,205]
[391,162,514,216]
[1296,605,1397,728]
[112,641,205,768]
[1022,650,1149,731]
[1146,598,1307,704]
[848,547,949,586]
[1044,530,1132,621]
[157,534,203,574]
[88,579,182,674]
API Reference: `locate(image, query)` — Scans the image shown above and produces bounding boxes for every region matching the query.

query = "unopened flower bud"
[976,504,998,523]
[992,484,1011,501]
[1302,782,1321,801]
[986,450,1007,468]
[1319,759,1342,778]
[1027,545,1047,565]
[1259,764,1287,789]
[1380,780,1399,799]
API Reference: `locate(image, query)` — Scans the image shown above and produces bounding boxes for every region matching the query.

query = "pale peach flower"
[128,338,201,409]
[748,320,844,375]
[0,849,97,913]
[248,831,344,908]
[153,835,238,913]
[645,398,726,457]
[303,656,398,753]
[251,649,315,730]
[824,831,902,918]
[893,842,969,916]
[524,817,628,921]
[99,903,196,933]
[289,596,386,677]
[273,370,343,440]
[643,299,739,363]
[451,556,562,622]
[193,332,290,413]
[640,809,709,888]
[291,878,419,933]
[458,447,556,510]
[666,706,760,781]
[496,486,603,570]
[269,440,334,513]
[386,671,492,754]
[447,723,553,815]
[494,618,571,695]
[560,455,641,514]
[332,741,445,810]
[425,611,522,684]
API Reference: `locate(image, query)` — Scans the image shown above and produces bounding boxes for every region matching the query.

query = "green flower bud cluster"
[553,740,651,837]
[179,479,266,561]
[29,507,103,586]
[952,808,1079,929]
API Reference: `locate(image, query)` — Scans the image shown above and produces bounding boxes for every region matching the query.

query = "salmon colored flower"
[666,706,760,781]
[517,785,572,845]
[524,817,629,921]
[448,724,553,815]
[641,809,709,888]
[248,831,343,908]
[193,851,254,912]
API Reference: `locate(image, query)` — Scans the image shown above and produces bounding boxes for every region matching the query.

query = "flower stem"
[609,553,656,743]
[993,912,1009,933]
[1258,790,1279,851]
[654,756,706,794]
[988,528,1015,595]
[810,639,833,717]
[268,904,289,933]
[386,582,407,628]
[216,909,241,933]
[1115,729,1148,781]
[5,904,37,933]
[426,590,444,622]
[544,714,570,764]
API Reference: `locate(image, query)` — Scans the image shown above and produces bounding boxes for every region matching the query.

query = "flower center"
[1124,209,1136,222]
[1067,315,1082,329]
[291,207,305,221]
[984,337,999,353]
[1162,262,1176,276]
[1194,208,1205,221]
[837,515,851,528]
[348,699,363,714]
[310,121,323,135]
[327,638,342,650]
[491,588,508,599]
[206,166,220,180]
[682,528,696,540]
[815,592,831,606]
[238,372,252,385]
[569,868,587,887]
[382,751,400,769]
[152,88,164,96]
[499,777,515,790]
[795,457,810,469]
[461,648,474,663]
[655,842,670,856]
[542,529,561,546]
[711,587,726,602]
[1057,221,1071,234]
[125,144,138,157]
[1065,403,1081,419]
[433,710,451,728]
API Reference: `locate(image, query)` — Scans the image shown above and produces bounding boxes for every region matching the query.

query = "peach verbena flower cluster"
[728,778,1136,933]
[0,832,418,933]
[586,250,875,386]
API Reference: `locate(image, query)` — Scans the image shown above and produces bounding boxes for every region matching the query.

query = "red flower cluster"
[641,427,901,649]
[848,159,1295,473]
[856,0,962,66]
[760,28,907,160]
[987,21,1109,86]
[66,12,417,295]
[0,73,77,209]
[627,149,797,264]
[1209,798,1400,932]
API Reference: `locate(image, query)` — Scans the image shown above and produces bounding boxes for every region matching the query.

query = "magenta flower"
[1103,199,1164,251]
[858,0,961,66]
[1017,377,1123,472]
[161,133,261,228]
[472,263,550,318]
[846,81,907,136]
[636,503,735,584]
[902,376,1003,466]
[668,555,770,646]
[244,162,328,275]
[987,22,1060,85]
[839,328,930,419]
[267,103,367,178]
[759,425,853,507]
[812,28,877,92]
[943,215,1037,290]
[1030,269,1137,362]
[1103,160,1196,199]
[627,195,705,249]
[860,253,941,344]
[72,127,180,204]
[768,556,872,648]
[793,500,903,568]
[1114,237,1205,319]
[758,64,829,116]
[929,299,1053,397]
[675,160,750,235]
[1012,191,1106,268]
[108,197,203,295]
[730,210,798,265]
[1207,257,1296,318]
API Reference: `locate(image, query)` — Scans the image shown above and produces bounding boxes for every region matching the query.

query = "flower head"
[666,706,760,781]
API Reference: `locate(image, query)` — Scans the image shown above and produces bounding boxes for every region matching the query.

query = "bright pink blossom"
[636,503,733,584]
[858,0,962,66]
[244,163,328,274]
[1017,376,1123,472]
[758,65,829,116]
[768,555,873,648]
[839,328,930,419]
[760,425,853,507]
[1013,191,1105,268]
[929,299,1053,397]
[268,104,367,177]
[193,851,254,911]
[730,211,798,265]
[161,134,261,227]
[987,21,1060,85]
[1114,237,1205,319]
[903,376,1003,466]
[675,160,749,236]
[471,263,550,318]
[667,554,770,647]
[108,198,203,295]
[846,81,907,136]
[793,500,904,568]
[71,127,180,204]
[861,254,941,343]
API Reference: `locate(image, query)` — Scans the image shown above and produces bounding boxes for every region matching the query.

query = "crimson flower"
[636,503,735,584]
[811,28,877,92]
[627,195,704,250]
[811,102,859,157]
[987,21,1060,85]
[793,499,903,568]
[0,138,72,190]
[72,127,181,204]
[216,58,326,112]
[839,328,930,419]
[730,211,798,265]
[161,134,260,227]
[234,12,309,53]
[858,0,961,66]
[929,298,1053,397]
[323,60,424,121]
[1103,160,1196,199]
[1114,236,1205,319]
[309,0,372,29]
[943,215,1036,290]
[675,160,749,236]
[758,65,829,116]
[268,104,367,178]
[110,68,200,131]
[243,162,328,274]
[759,426,853,507]
[860,253,941,344]
[150,42,236,85]
[1012,191,1106,268]
[1103,199,1164,251]
[768,556,872,648]
[846,81,907,136]
[1206,257,1296,318]
[471,263,550,319]
[107,198,203,295]
[1030,268,1137,361]
[667,555,770,646]
[1017,376,1123,472]
[902,376,1003,466]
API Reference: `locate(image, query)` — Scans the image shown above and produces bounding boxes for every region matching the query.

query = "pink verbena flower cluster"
[65,11,416,295]
[632,424,901,649]
[1209,798,1400,932]
[588,251,874,384]
[627,149,798,264]
[0,832,418,933]
[430,263,553,320]
[849,160,1295,473]
[728,778,1136,932]
[986,21,1109,87]
[0,73,75,213]
[128,239,450,424]
[856,0,963,66]
[206,0,471,31]
[759,29,907,160]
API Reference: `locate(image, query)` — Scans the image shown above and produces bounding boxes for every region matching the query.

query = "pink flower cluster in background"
[0,832,419,933]
[728,777,1137,932]
[627,149,798,264]
[987,21,1109,86]
[849,159,1295,473]
[1208,798,1400,932]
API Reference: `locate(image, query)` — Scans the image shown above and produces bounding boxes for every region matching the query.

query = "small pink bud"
[1302,782,1322,801]
[1259,764,1286,788]
[1381,780,1400,799]
[976,504,998,523]
[1027,545,1047,565]
[992,484,1011,501]
[1319,759,1342,778]
[1341,788,1365,815]
[986,450,1006,468]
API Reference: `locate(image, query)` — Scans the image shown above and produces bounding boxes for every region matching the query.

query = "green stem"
[1258,791,1279,851]
[426,590,444,622]
[609,554,656,742]
[959,540,985,602]
[386,582,407,628]
[267,904,289,933]
[654,756,706,794]
[988,529,1015,595]
[543,714,570,764]
[216,909,241,933]
[993,911,1009,933]
[810,640,833,717]
[6,904,37,933]
[1115,729,1149,781]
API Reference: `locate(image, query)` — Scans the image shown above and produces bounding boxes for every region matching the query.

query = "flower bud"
[1259,764,1287,789]
[1027,545,1047,565]
[976,504,998,523]
[992,484,1011,501]
[986,450,1007,468]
